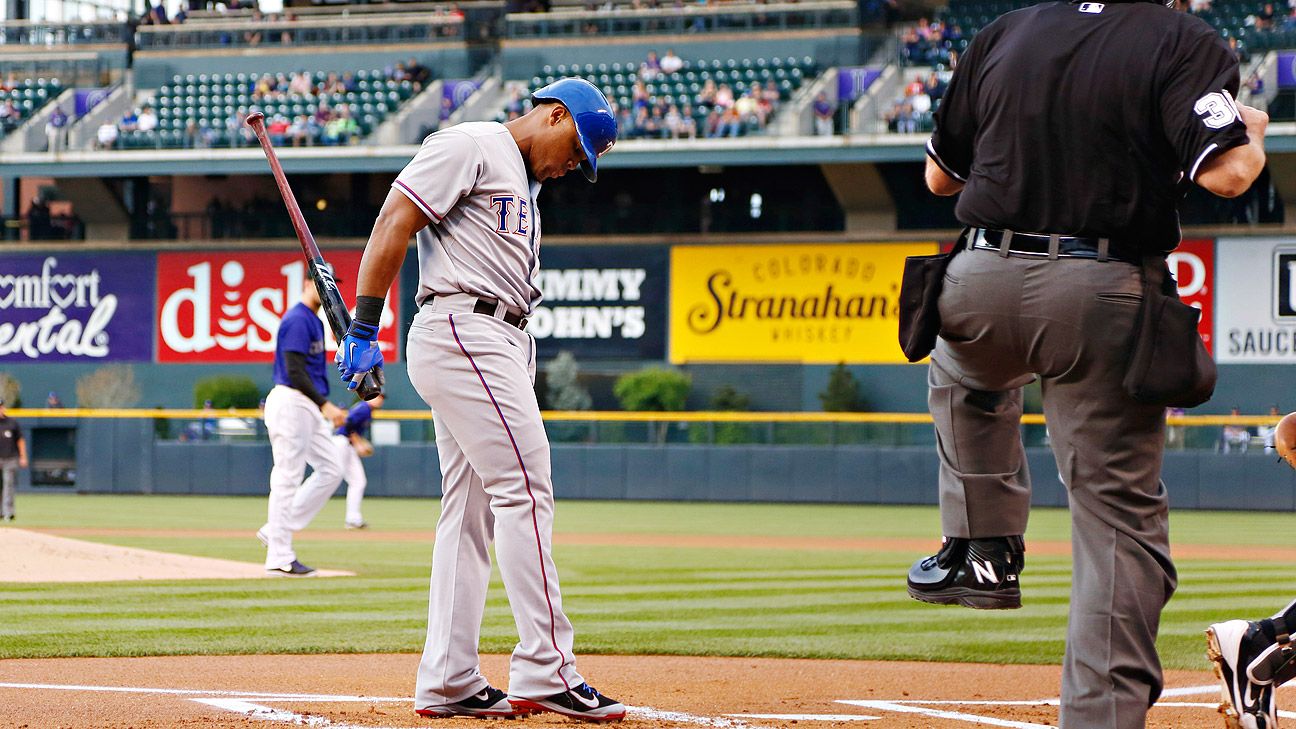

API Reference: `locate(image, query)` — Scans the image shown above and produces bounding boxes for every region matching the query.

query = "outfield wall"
[1,236,1294,418]
[11,417,1292,510]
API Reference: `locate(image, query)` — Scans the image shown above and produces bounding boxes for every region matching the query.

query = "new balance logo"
[971,559,998,584]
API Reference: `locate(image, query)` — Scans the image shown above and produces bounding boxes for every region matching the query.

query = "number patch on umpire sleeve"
[1194,91,1241,129]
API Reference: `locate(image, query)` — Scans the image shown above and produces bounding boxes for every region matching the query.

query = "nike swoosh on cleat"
[572,692,601,710]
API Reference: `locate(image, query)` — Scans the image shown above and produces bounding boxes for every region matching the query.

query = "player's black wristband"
[355,295,385,327]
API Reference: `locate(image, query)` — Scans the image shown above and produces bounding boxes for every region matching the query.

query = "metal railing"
[7,408,1280,449]
[504,0,857,39]
[0,20,130,46]
[135,13,465,50]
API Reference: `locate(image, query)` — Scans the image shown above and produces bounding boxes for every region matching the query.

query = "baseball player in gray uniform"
[336,78,623,722]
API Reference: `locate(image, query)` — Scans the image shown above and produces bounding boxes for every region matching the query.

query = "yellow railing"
[4,408,1281,427]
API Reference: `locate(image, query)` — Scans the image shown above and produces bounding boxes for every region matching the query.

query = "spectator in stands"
[96,121,118,149]
[910,84,932,116]
[631,80,650,113]
[697,79,718,112]
[760,80,780,115]
[1,72,17,93]
[137,105,158,133]
[120,108,138,133]
[1259,2,1276,29]
[640,51,662,81]
[268,114,290,145]
[643,107,666,139]
[314,102,333,126]
[1228,36,1251,64]
[616,105,633,136]
[813,92,835,136]
[45,106,67,152]
[0,99,18,129]
[27,196,52,240]
[735,89,761,130]
[660,49,684,76]
[1219,406,1251,453]
[715,83,734,109]
[677,104,698,138]
[503,87,528,121]
[714,106,742,137]
[288,114,315,146]
[1190,0,1211,12]
[245,10,263,45]
[924,72,947,103]
[183,119,201,149]
[406,57,432,92]
[322,105,358,145]
[342,72,359,93]
[289,70,312,96]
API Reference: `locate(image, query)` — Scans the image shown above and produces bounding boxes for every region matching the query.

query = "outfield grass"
[1,494,1292,670]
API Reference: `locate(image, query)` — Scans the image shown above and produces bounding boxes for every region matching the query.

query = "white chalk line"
[1,681,750,728]
[832,683,1296,727]
[0,682,407,702]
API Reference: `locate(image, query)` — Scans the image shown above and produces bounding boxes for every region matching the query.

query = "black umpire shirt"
[927,0,1251,252]
[0,416,22,460]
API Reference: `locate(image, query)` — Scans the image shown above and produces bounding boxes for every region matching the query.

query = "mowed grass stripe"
[2,495,1292,669]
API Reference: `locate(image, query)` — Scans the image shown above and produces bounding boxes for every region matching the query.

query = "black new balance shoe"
[266,560,316,577]
[907,536,1024,610]
[510,683,626,723]
[417,685,532,719]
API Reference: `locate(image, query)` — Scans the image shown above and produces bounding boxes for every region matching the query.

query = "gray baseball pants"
[930,248,1177,729]
[407,294,585,709]
[1,458,17,518]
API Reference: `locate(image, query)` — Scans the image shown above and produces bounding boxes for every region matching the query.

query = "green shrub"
[194,376,261,409]
[613,368,691,411]
[690,385,757,444]
[819,363,865,412]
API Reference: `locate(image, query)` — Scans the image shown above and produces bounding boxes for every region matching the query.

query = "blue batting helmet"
[532,78,617,182]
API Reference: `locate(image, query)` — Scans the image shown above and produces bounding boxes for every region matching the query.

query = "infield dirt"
[0,653,1268,728]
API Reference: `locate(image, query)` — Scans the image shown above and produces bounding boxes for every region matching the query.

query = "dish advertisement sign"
[156,251,400,363]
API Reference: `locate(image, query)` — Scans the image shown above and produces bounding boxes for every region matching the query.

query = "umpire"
[906,0,1267,727]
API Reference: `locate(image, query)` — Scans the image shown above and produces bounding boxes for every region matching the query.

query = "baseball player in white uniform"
[336,78,622,722]
[333,394,384,529]
[261,275,348,577]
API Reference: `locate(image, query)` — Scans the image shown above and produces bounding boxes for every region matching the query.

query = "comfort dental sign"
[668,242,938,364]
[0,253,155,361]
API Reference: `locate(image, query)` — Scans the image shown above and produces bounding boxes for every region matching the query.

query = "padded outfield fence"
[7,409,1292,510]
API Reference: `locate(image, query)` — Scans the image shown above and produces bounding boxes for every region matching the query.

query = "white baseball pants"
[263,385,343,570]
[407,294,585,708]
[332,433,367,525]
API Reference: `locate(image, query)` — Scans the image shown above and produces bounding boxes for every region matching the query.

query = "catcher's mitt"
[1276,413,1296,468]
[352,436,375,458]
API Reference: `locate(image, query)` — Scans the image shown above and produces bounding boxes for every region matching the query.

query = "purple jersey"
[272,302,329,396]
[335,401,373,438]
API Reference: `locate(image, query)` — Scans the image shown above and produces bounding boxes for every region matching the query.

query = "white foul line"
[839,701,1054,728]
[731,713,878,722]
[0,682,406,702]
[0,681,749,729]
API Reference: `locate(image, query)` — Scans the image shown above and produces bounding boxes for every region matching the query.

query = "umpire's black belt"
[969,228,1141,264]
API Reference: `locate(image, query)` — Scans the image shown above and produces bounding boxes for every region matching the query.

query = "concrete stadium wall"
[15,418,1293,510]
[131,46,473,89]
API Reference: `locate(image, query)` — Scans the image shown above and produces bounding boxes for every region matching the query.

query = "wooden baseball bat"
[245,111,383,401]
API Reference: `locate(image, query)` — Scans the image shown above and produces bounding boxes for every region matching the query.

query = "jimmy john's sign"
[669,242,938,364]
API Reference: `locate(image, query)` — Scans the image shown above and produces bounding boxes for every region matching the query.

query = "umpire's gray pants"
[1,458,17,518]
[930,248,1177,729]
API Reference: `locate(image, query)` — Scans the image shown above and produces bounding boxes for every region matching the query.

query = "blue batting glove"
[335,319,384,391]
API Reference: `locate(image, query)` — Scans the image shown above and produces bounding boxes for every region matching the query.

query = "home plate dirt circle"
[1,653,1284,728]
